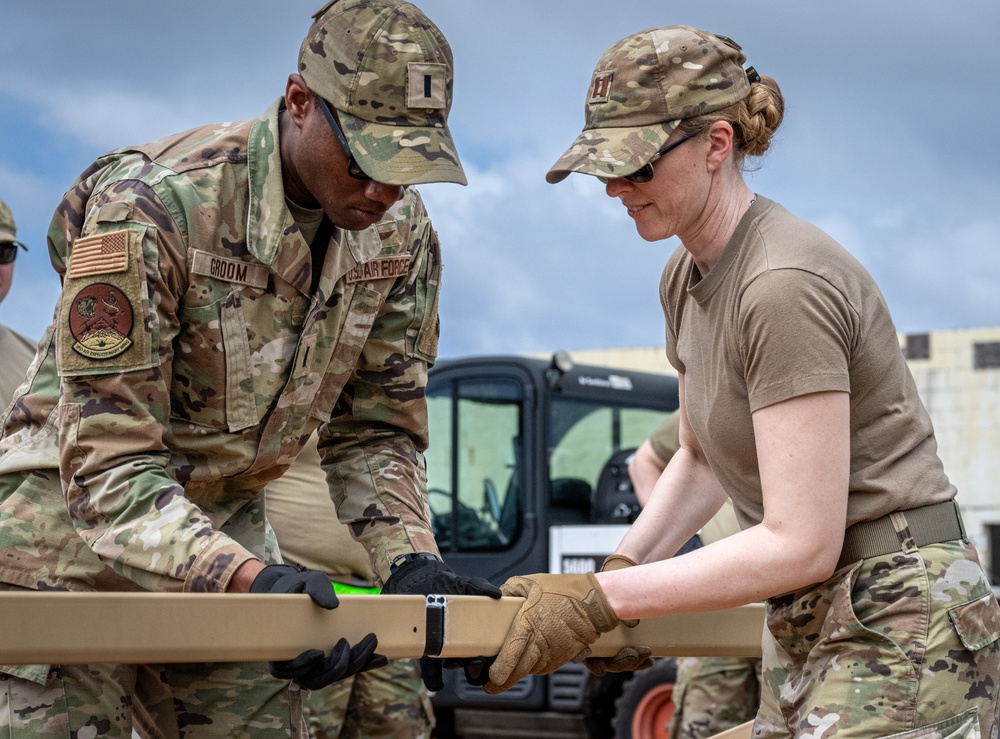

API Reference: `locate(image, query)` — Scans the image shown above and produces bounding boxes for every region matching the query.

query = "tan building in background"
[546,326,1000,588]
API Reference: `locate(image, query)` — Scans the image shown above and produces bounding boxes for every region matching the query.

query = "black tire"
[582,671,630,738]
[613,659,679,739]
[430,706,457,738]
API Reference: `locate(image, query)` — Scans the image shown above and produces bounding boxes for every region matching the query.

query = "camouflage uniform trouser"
[0,583,304,739]
[0,662,304,739]
[670,656,762,739]
[302,658,433,738]
[754,536,1000,739]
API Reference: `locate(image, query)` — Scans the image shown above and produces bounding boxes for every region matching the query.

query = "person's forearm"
[617,446,726,562]
[227,559,266,593]
[627,441,664,507]
[599,520,841,620]
[605,390,851,620]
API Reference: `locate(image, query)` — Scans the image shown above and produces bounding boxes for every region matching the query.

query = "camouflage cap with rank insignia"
[299,0,467,186]
[547,26,753,184]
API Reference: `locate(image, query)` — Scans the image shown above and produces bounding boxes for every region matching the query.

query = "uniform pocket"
[308,284,383,424]
[0,405,61,474]
[219,292,257,431]
[949,592,1000,652]
[875,707,980,738]
[1,668,71,738]
[170,291,256,432]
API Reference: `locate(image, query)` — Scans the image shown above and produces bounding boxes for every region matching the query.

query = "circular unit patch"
[68,283,135,360]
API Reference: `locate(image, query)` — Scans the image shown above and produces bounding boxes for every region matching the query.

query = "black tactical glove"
[250,563,340,606]
[251,564,388,689]
[382,554,501,691]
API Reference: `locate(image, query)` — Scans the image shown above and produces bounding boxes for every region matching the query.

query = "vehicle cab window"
[549,399,667,524]
[426,377,524,552]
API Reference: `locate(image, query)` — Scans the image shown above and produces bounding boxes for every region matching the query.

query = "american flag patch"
[67,230,131,278]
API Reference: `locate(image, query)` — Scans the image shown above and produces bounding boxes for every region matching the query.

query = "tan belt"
[837,500,966,570]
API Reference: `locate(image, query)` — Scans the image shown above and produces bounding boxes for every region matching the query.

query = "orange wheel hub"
[631,683,675,739]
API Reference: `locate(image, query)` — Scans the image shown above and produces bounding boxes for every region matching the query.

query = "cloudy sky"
[2,1,997,361]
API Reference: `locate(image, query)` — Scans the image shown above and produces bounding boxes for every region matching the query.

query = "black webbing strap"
[423,594,446,657]
[837,500,966,570]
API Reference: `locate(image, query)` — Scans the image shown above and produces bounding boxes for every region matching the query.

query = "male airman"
[0,199,35,406]
[0,2,498,736]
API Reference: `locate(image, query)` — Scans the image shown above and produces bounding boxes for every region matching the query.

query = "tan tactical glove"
[582,554,653,676]
[484,573,619,695]
[601,554,638,570]
[599,554,639,626]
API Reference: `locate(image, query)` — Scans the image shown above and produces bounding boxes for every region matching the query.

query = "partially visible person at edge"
[480,25,1000,739]
[630,411,762,739]
[0,199,36,407]
[267,431,434,738]
[0,1,499,736]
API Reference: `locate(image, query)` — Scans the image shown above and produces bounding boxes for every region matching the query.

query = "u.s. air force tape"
[345,255,411,284]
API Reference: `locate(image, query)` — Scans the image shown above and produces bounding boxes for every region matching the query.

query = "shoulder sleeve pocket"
[412,228,442,364]
[57,225,155,376]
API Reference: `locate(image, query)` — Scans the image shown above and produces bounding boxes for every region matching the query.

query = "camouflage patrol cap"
[547,26,751,184]
[0,199,27,250]
[299,0,467,186]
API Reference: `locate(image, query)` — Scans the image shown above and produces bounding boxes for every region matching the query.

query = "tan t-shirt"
[0,323,36,412]
[661,197,954,530]
[647,410,681,464]
[265,432,376,585]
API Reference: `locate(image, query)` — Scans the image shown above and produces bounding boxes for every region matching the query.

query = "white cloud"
[1,0,998,354]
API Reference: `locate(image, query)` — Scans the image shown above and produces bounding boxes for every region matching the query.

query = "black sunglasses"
[597,135,692,185]
[316,97,372,181]
[0,242,19,265]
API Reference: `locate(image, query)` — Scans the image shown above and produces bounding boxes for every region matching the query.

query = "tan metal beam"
[711,721,754,739]
[0,592,763,665]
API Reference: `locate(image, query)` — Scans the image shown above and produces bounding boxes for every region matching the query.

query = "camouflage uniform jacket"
[0,98,441,594]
